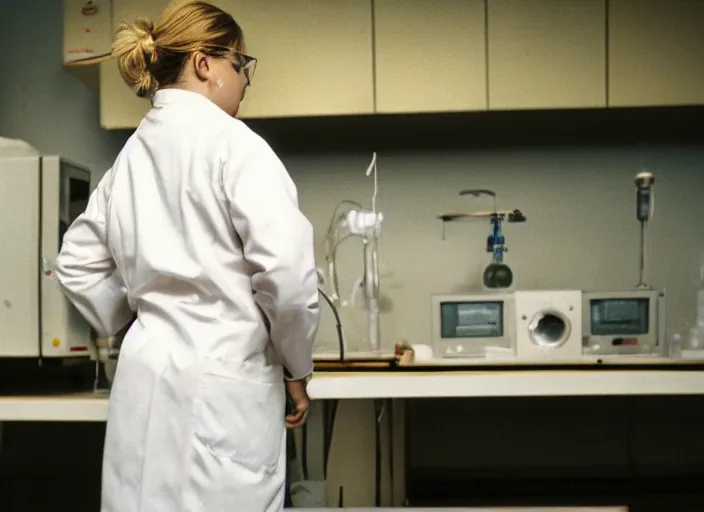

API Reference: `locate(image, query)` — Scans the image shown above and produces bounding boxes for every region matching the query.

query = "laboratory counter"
[1,365,699,507]
[284,508,626,512]
[1,365,704,422]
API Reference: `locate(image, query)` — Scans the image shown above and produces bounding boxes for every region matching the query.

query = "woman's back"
[107,88,271,362]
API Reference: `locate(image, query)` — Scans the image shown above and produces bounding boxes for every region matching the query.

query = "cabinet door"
[100,0,170,129]
[487,0,607,110]
[608,0,704,107]
[63,0,112,64]
[225,0,374,119]
[373,0,487,114]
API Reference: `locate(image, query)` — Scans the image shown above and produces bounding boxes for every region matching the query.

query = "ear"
[192,51,212,83]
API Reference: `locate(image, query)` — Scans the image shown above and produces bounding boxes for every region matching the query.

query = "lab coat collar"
[152,88,226,117]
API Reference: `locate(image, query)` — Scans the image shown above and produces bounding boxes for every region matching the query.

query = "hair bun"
[133,18,157,57]
[113,16,159,97]
[112,1,245,99]
[141,34,156,55]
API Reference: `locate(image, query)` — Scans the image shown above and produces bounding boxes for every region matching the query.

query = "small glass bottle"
[669,333,682,359]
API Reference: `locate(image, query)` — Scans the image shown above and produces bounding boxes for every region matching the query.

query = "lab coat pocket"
[194,369,285,473]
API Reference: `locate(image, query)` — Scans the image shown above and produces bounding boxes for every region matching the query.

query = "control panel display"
[440,301,503,338]
[590,298,649,335]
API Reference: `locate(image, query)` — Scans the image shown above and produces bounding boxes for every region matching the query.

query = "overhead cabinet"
[373,0,487,114]
[62,0,704,128]
[63,0,113,90]
[230,0,374,119]
[98,0,374,128]
[487,0,607,110]
[607,0,704,107]
[99,0,170,129]
[63,0,112,64]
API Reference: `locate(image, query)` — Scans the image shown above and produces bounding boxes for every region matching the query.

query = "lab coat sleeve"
[55,170,133,336]
[225,139,320,381]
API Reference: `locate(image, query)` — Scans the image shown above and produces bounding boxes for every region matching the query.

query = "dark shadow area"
[0,360,95,395]
[406,395,704,512]
[0,422,105,512]
[246,106,704,155]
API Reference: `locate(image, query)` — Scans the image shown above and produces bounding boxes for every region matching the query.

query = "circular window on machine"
[528,310,571,349]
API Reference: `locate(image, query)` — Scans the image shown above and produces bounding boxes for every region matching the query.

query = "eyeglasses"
[231,52,257,87]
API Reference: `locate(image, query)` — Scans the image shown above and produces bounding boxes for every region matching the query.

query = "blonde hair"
[112,0,244,97]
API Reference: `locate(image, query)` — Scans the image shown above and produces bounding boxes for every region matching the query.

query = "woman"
[55,1,320,510]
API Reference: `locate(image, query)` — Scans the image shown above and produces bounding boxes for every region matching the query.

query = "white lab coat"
[55,88,320,512]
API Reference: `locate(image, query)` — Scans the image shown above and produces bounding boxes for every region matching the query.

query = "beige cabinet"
[608,0,704,107]
[100,60,153,130]
[63,0,112,64]
[83,0,704,125]
[100,0,374,127]
[227,0,374,119]
[373,0,487,114]
[100,0,169,129]
[487,0,607,110]
[63,0,113,91]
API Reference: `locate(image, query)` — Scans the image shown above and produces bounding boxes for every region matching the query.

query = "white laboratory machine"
[582,289,665,357]
[514,290,583,361]
[582,172,666,358]
[430,292,515,358]
[431,290,583,362]
[0,152,93,359]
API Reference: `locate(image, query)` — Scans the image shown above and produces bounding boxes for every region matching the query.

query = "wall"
[0,2,124,510]
[1,0,704,511]
[281,144,704,353]
[0,0,129,177]
[244,108,704,353]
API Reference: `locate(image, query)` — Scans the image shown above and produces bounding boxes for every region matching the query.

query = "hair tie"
[142,34,156,54]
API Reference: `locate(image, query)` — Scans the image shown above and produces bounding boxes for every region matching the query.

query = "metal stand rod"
[637,220,649,289]
[635,171,654,290]
[374,399,385,507]
[364,235,381,355]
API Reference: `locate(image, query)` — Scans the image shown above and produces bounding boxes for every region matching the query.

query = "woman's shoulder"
[218,117,277,161]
